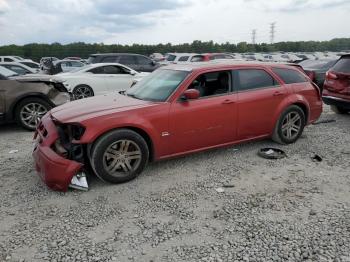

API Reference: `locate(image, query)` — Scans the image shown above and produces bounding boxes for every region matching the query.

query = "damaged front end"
[33,114,89,191]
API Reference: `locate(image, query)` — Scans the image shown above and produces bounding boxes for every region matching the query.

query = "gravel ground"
[0,105,349,262]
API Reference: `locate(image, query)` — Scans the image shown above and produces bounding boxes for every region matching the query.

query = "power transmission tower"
[252,29,257,44]
[270,22,276,44]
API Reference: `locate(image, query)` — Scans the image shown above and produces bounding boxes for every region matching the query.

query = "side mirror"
[151,60,157,66]
[130,71,136,76]
[181,89,200,100]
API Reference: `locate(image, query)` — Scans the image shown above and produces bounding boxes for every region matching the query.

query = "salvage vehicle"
[53,63,149,99]
[33,62,322,191]
[323,54,350,113]
[87,53,160,72]
[299,59,337,91]
[0,66,70,130]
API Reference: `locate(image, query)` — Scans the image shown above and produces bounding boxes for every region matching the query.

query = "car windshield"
[0,65,19,77]
[125,69,189,102]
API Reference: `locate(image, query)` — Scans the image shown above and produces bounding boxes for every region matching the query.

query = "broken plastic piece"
[311,154,322,162]
[258,148,286,159]
[9,150,19,154]
[69,172,88,191]
[215,187,225,193]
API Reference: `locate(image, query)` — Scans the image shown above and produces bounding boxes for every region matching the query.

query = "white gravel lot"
[0,105,349,262]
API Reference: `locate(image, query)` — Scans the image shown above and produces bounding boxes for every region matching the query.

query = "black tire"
[90,129,149,184]
[330,105,348,114]
[272,105,306,145]
[73,85,94,100]
[15,97,52,131]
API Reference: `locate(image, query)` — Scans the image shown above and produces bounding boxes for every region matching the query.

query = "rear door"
[234,68,287,140]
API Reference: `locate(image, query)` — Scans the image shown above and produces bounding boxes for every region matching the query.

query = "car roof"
[161,61,298,72]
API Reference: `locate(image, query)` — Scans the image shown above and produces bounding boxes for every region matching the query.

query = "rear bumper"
[322,96,350,110]
[32,114,83,191]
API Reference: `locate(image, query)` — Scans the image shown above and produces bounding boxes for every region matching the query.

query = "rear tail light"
[326,71,338,80]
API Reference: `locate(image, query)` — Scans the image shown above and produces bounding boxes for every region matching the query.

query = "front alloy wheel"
[15,98,51,131]
[90,129,149,184]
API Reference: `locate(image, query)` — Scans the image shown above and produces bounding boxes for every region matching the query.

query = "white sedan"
[54,63,149,99]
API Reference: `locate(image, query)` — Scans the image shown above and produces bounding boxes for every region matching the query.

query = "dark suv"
[322,54,350,114]
[87,53,160,72]
[0,66,71,130]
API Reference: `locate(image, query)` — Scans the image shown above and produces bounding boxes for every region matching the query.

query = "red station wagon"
[33,62,322,191]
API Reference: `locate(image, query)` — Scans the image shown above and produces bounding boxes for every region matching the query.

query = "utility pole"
[251,29,257,45]
[270,22,276,44]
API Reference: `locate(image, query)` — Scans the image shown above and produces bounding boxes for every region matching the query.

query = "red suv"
[323,54,350,113]
[33,63,322,191]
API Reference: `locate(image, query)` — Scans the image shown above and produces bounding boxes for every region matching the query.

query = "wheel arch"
[87,126,155,162]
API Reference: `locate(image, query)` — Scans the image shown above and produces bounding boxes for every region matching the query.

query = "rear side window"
[191,55,205,62]
[332,57,350,73]
[272,68,308,84]
[235,69,277,91]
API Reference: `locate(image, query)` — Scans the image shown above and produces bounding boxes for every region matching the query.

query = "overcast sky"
[0,0,349,45]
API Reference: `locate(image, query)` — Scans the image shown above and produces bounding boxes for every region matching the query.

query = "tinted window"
[332,57,350,73]
[88,67,104,74]
[188,71,231,98]
[71,61,84,67]
[136,56,151,65]
[119,55,137,65]
[4,58,13,62]
[21,62,39,68]
[272,68,308,84]
[102,56,117,63]
[103,65,122,74]
[235,69,277,91]
[178,56,189,62]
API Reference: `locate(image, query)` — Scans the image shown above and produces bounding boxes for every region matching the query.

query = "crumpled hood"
[51,93,154,123]
[10,74,60,83]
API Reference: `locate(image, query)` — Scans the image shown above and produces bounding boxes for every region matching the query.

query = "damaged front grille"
[51,122,86,163]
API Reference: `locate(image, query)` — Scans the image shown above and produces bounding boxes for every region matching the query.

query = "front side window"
[187,71,231,98]
[235,69,277,91]
[6,65,29,75]
[88,67,104,74]
[272,68,308,84]
[126,69,189,102]
[166,55,176,62]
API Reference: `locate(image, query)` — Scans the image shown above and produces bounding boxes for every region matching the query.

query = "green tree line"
[0,38,349,62]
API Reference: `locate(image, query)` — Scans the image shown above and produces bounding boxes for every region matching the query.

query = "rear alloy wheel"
[90,129,149,184]
[330,105,349,114]
[272,105,306,144]
[15,97,51,131]
[73,85,94,99]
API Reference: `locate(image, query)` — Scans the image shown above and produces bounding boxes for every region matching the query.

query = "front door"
[169,70,237,155]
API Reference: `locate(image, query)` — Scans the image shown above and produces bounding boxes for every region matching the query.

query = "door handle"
[222,99,235,104]
[273,91,284,96]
